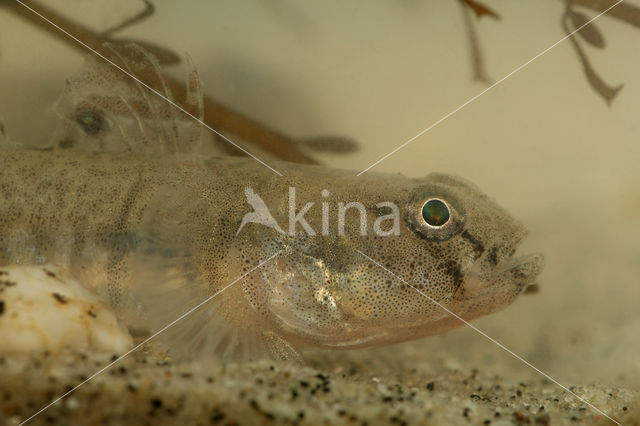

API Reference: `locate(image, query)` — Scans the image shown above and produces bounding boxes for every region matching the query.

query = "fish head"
[402,172,545,302]
[237,172,544,349]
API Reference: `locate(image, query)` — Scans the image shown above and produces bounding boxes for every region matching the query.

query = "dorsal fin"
[51,43,204,158]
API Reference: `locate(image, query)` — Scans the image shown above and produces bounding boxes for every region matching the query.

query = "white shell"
[0,265,132,354]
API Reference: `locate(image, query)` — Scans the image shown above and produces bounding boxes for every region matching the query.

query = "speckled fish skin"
[0,145,544,360]
[0,44,544,361]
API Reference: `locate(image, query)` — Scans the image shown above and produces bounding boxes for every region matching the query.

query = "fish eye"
[421,199,450,227]
[75,108,104,136]
[406,183,465,241]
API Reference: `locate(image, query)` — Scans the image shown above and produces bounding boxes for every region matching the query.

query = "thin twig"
[459,0,493,84]
[562,3,623,105]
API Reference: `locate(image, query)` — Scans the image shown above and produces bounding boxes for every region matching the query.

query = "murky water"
[0,0,638,423]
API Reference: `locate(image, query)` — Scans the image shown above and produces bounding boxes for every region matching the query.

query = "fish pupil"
[421,199,450,227]
[75,108,104,135]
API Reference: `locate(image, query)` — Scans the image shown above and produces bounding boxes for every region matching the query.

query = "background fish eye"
[74,108,104,136]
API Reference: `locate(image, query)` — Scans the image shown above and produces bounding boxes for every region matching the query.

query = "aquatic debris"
[458,0,501,20]
[0,265,133,355]
[457,0,638,104]
[563,0,626,105]
[567,7,606,48]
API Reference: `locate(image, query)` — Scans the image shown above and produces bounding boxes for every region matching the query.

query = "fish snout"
[499,252,545,290]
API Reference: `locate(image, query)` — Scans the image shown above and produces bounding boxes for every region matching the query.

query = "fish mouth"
[495,252,545,289]
[462,247,545,299]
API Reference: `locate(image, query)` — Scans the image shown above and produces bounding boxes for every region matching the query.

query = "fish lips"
[462,246,545,299]
[496,252,545,290]
[481,226,545,292]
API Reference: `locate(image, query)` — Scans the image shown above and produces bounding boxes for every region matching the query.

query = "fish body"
[0,45,543,361]
[0,145,543,360]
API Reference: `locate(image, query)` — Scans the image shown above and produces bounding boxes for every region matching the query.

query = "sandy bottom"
[1,343,637,426]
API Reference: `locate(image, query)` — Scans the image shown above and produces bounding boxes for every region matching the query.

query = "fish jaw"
[311,252,546,350]
[450,251,545,316]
